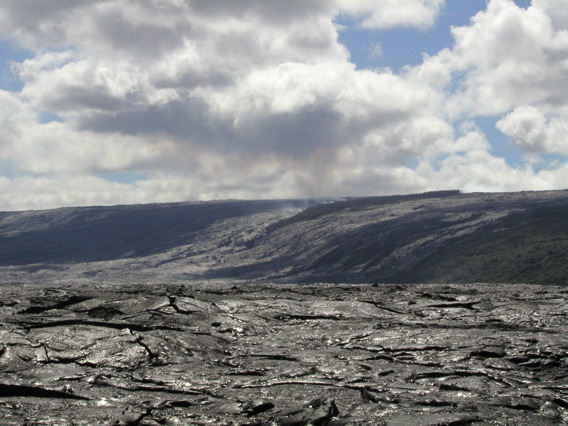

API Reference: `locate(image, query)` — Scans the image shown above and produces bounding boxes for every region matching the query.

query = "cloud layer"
[0,0,567,210]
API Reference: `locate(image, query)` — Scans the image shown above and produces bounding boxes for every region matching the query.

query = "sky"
[0,0,567,211]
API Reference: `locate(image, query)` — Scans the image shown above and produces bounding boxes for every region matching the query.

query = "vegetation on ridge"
[395,205,568,285]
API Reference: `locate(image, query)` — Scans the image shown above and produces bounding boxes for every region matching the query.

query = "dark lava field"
[1,282,567,425]
[0,190,567,424]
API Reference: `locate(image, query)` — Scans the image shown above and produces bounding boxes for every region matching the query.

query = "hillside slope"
[1,190,567,285]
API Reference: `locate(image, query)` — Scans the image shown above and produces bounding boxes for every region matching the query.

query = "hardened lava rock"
[0,282,567,425]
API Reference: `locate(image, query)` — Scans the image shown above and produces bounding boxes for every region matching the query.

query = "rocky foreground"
[1,282,567,425]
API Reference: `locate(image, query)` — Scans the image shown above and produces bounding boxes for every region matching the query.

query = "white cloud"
[496,105,568,155]
[533,0,568,31]
[336,0,445,30]
[415,150,557,193]
[7,123,175,175]
[415,0,568,118]
[0,90,27,149]
[367,42,383,60]
[408,0,568,158]
[0,0,567,210]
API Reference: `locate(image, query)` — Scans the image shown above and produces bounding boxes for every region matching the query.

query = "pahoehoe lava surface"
[0,283,567,425]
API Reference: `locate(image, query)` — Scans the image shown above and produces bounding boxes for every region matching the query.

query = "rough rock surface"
[1,282,566,425]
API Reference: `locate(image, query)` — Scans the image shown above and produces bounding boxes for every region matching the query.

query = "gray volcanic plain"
[0,190,567,424]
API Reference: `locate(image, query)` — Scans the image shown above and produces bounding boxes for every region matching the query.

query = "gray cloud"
[235,106,346,157]
[78,97,233,147]
[94,7,186,59]
[79,98,348,160]
[187,0,331,25]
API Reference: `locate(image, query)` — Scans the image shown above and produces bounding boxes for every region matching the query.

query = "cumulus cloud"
[497,106,568,155]
[0,0,566,210]
[336,0,445,30]
[408,0,568,169]
[412,0,568,118]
